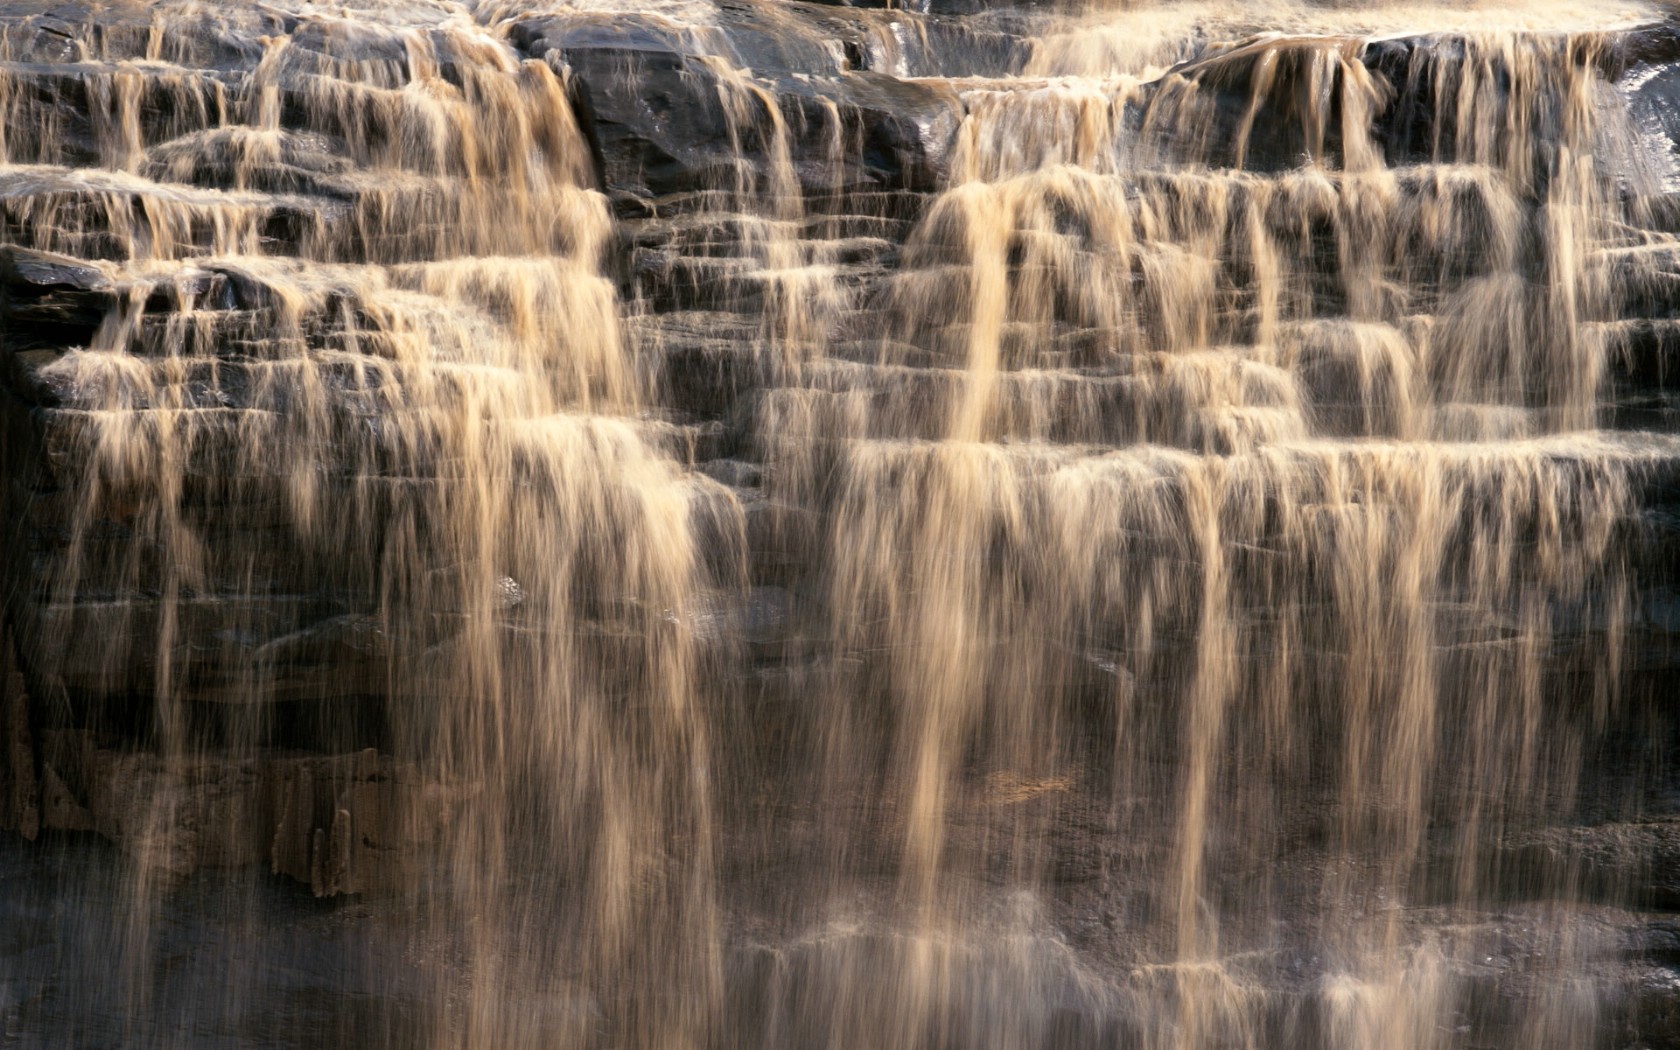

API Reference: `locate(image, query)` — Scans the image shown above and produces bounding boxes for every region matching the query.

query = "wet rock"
[0,628,40,841]
[0,247,113,362]
[143,129,357,196]
[270,748,460,897]
[700,458,763,488]
[1620,963,1680,1048]
[1140,38,1371,172]
[775,69,965,192]
[12,595,394,706]
[802,0,1055,13]
[553,46,737,200]
[741,497,822,588]
[1612,22,1680,74]
[641,310,763,421]
[1419,818,1680,910]
[525,8,963,202]
[24,723,457,894]
[1365,30,1627,174]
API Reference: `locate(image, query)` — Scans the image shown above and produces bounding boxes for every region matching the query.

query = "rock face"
[2,1,1680,1048]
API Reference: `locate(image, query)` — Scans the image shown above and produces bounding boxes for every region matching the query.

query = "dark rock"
[0,627,40,842]
[1134,36,1390,172]
[1419,817,1680,910]
[553,45,737,200]
[269,748,460,897]
[528,8,963,203]
[774,68,965,192]
[23,725,457,893]
[0,249,114,402]
[742,497,822,587]
[1610,22,1680,80]
[640,310,763,421]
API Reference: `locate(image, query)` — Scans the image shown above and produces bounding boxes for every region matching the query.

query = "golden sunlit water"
[1,0,1678,1046]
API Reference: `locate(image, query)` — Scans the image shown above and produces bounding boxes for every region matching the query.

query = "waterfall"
[1,0,1678,1046]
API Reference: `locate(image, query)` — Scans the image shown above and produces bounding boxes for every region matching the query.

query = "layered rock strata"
[3,1,1680,1046]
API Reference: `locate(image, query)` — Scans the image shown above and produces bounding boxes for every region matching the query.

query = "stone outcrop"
[0,623,457,893]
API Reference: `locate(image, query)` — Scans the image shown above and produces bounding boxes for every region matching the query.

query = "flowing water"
[1,0,1678,1046]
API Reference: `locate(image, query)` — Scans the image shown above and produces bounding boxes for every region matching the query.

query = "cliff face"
[3,1,1680,1046]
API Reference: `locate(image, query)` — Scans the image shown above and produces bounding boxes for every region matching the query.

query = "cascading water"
[1,0,1679,1047]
